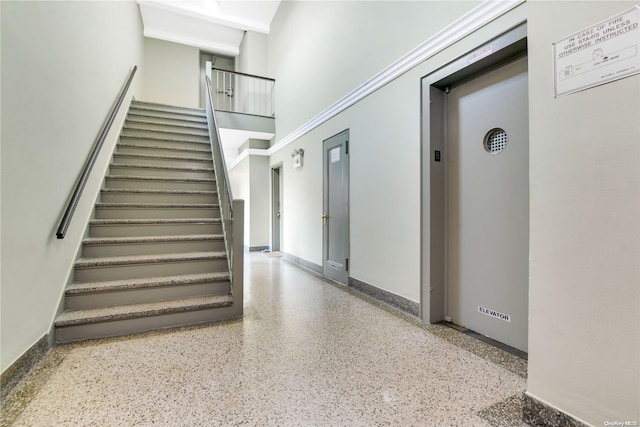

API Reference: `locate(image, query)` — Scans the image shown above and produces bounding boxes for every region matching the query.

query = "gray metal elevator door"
[446,56,529,352]
[323,130,349,284]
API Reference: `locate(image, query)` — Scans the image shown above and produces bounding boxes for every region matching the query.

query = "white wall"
[141,37,200,108]
[237,31,269,77]
[0,0,144,373]
[527,1,640,424]
[268,1,480,139]
[229,156,251,246]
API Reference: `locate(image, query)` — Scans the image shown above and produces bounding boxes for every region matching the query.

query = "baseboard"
[0,335,49,401]
[348,277,420,317]
[282,252,323,275]
[281,252,419,318]
[523,393,589,427]
[249,246,269,252]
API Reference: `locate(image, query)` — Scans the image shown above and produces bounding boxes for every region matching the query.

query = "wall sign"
[478,306,511,323]
[553,5,640,96]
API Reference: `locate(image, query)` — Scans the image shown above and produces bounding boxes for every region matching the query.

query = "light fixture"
[292,148,304,169]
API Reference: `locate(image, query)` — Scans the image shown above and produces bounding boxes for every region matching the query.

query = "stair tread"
[126,117,208,129]
[90,218,221,225]
[131,101,206,115]
[75,251,227,268]
[113,152,211,162]
[95,202,219,208]
[117,143,211,154]
[83,234,224,245]
[123,125,209,137]
[55,294,232,326]
[101,188,216,195]
[105,175,215,183]
[127,110,207,124]
[110,163,213,172]
[67,272,230,294]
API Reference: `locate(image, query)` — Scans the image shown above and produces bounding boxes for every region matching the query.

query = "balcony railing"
[208,67,275,118]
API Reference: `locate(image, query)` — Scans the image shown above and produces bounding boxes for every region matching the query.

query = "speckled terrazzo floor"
[2,253,529,426]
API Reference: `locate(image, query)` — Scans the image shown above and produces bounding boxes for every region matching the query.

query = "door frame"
[323,129,350,284]
[420,23,528,324]
[271,163,283,252]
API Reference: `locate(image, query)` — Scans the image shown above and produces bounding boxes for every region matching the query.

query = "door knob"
[321,214,327,225]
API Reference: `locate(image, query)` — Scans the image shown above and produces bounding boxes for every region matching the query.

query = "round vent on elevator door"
[484,128,508,154]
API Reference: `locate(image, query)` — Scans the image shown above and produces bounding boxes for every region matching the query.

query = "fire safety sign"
[553,5,640,96]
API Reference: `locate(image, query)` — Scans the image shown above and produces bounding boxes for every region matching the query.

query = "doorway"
[323,130,350,284]
[271,165,283,252]
[422,23,529,353]
[446,56,529,352]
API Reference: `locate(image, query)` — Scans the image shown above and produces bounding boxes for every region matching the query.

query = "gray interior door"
[446,56,529,352]
[323,130,349,284]
[272,166,282,252]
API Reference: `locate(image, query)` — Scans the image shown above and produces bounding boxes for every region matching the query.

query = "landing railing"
[210,68,275,117]
[56,66,137,239]
[205,76,244,316]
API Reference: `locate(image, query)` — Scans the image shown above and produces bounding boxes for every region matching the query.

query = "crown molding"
[268,0,525,156]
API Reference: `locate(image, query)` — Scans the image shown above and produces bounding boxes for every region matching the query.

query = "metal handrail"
[205,76,234,214]
[56,66,137,239]
[212,67,275,82]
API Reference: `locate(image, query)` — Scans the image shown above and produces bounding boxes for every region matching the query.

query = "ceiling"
[137,0,281,56]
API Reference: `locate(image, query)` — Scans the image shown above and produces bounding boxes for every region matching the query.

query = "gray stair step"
[131,101,206,117]
[89,217,223,237]
[104,175,216,191]
[127,113,208,128]
[116,135,211,155]
[74,251,228,282]
[82,234,225,257]
[94,202,220,219]
[116,143,212,159]
[121,128,209,144]
[125,117,208,133]
[100,188,218,204]
[113,152,212,168]
[124,123,209,137]
[55,294,236,343]
[65,272,230,310]
[128,108,207,124]
[109,163,214,179]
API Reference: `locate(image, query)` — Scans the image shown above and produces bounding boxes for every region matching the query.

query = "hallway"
[2,253,527,426]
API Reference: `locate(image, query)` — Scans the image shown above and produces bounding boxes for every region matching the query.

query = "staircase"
[55,101,242,343]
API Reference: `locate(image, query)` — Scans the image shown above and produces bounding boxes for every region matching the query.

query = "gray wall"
[141,37,200,108]
[1,0,145,373]
[527,1,639,424]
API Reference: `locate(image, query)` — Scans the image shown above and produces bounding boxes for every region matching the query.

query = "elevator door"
[446,56,529,352]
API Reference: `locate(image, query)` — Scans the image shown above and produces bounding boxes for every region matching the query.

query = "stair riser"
[95,206,221,219]
[89,222,223,237]
[101,192,217,204]
[119,136,210,151]
[83,239,225,257]
[122,129,209,143]
[130,103,206,117]
[128,109,207,123]
[75,258,228,282]
[113,155,212,168]
[109,165,213,180]
[104,178,216,192]
[116,145,212,159]
[55,305,238,343]
[126,115,208,129]
[66,281,231,310]
[125,120,208,134]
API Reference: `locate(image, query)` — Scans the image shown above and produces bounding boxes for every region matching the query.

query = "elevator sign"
[553,6,640,96]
